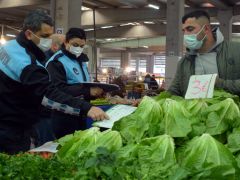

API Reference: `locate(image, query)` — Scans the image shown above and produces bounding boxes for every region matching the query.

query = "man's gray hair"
[23,9,53,32]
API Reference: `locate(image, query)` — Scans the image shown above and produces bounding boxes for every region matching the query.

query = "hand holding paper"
[87,106,109,121]
[94,104,137,128]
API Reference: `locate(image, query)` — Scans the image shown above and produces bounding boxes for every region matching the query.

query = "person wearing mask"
[46,28,104,138]
[44,34,65,63]
[0,9,108,154]
[168,10,240,97]
[34,34,65,146]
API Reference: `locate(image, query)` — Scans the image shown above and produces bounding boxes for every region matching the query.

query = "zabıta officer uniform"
[0,32,92,154]
[46,45,92,138]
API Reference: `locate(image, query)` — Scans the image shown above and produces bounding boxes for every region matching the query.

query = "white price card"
[93,104,137,129]
[185,74,217,99]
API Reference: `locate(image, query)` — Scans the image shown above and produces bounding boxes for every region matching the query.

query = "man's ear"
[24,30,32,40]
[205,24,211,33]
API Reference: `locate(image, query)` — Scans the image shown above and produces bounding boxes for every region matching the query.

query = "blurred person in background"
[160,79,166,90]
[149,74,159,90]
[110,75,128,98]
[44,34,65,63]
[127,82,143,99]
[33,33,65,146]
[143,74,151,89]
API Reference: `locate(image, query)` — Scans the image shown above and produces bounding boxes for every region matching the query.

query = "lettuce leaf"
[160,99,192,137]
[181,134,238,177]
[204,98,240,135]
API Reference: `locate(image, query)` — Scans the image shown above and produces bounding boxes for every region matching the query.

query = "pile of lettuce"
[1,90,240,179]
[111,90,240,178]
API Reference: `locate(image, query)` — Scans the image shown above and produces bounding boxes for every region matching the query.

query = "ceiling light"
[233,22,240,25]
[125,67,131,73]
[100,26,114,29]
[0,25,6,44]
[81,6,90,10]
[232,33,240,36]
[120,23,135,26]
[0,35,6,44]
[148,4,159,10]
[210,22,220,25]
[102,68,108,74]
[84,28,94,31]
[144,21,155,24]
[6,34,16,37]
[143,46,149,48]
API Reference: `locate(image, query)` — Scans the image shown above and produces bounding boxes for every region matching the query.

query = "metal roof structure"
[0,0,239,51]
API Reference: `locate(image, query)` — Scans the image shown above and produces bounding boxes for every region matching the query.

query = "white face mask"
[69,45,83,58]
[183,25,206,50]
[30,31,52,52]
[38,38,52,52]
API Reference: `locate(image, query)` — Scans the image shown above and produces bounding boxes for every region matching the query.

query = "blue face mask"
[184,25,206,50]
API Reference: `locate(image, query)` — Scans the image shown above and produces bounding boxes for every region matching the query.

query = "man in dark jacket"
[168,10,240,97]
[0,9,108,154]
[46,28,104,138]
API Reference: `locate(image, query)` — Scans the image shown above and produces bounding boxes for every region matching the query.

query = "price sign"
[185,74,217,99]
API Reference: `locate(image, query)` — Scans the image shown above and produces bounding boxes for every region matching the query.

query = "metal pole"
[93,8,98,81]
[50,0,56,31]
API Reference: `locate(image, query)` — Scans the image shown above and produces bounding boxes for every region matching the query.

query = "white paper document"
[94,104,137,129]
[29,141,59,153]
[185,74,217,99]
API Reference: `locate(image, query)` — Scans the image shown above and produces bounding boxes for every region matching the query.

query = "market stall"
[1,90,240,179]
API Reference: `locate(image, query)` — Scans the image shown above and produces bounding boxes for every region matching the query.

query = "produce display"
[90,98,111,105]
[1,90,240,179]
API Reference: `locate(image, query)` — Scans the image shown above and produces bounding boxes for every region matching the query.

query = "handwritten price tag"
[185,74,217,99]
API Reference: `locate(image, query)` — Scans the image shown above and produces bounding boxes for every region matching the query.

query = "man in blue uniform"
[0,9,108,154]
[46,28,104,138]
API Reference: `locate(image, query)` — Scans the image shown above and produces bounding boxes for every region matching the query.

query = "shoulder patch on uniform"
[0,46,10,65]
[73,67,79,75]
